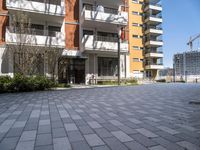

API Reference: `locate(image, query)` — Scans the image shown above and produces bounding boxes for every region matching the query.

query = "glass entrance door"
[58,58,85,84]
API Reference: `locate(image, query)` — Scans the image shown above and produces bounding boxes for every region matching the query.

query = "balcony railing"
[6,0,65,16]
[81,6,128,25]
[146,3,162,7]
[97,36,118,42]
[145,26,162,30]
[27,0,61,5]
[84,5,118,15]
[145,49,163,54]
[145,14,162,19]
[7,27,60,37]
[6,27,65,47]
[82,35,128,53]
[145,38,163,42]
[145,63,163,66]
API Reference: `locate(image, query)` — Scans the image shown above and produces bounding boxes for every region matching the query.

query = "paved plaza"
[0,84,200,150]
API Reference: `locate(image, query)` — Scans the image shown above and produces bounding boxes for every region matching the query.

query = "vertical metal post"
[118,35,121,86]
[173,56,176,82]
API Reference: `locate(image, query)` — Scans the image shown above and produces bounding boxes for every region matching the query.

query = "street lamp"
[117,27,123,86]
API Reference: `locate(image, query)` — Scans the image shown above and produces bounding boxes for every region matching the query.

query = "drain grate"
[189,101,200,105]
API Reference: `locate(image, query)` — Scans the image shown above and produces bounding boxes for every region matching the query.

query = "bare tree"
[7,11,44,76]
[45,47,62,81]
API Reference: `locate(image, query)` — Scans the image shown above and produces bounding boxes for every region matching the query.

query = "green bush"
[156,79,166,83]
[0,74,56,93]
[0,76,12,93]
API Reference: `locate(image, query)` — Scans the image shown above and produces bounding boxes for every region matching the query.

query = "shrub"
[156,79,166,83]
[0,74,56,93]
[0,76,12,93]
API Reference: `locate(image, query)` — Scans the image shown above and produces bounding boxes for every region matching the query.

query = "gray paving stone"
[20,130,37,141]
[6,127,23,137]
[36,133,52,146]
[0,137,19,150]
[130,133,158,147]
[52,128,67,138]
[79,126,95,134]
[38,125,51,134]
[71,141,91,150]
[177,141,200,150]
[157,126,180,135]
[149,145,167,150]
[103,137,129,150]
[111,131,133,142]
[51,121,63,128]
[109,120,123,126]
[94,128,113,138]
[53,137,72,150]
[34,145,54,150]
[136,128,158,138]
[64,123,78,132]
[153,137,185,150]
[125,141,148,150]
[16,140,35,150]
[39,119,50,126]
[88,121,102,129]
[67,131,84,142]
[12,121,27,128]
[92,145,110,150]
[84,134,105,147]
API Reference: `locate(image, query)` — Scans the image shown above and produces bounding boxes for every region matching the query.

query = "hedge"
[0,74,56,93]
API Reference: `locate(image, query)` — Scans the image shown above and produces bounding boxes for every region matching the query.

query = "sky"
[162,0,200,67]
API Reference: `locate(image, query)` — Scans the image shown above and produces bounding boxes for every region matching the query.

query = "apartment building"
[129,0,164,79]
[0,0,129,84]
[0,0,163,84]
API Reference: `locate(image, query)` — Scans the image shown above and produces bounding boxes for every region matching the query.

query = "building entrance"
[58,58,85,84]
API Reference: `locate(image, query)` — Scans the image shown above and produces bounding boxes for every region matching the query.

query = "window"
[48,26,61,36]
[132,23,143,27]
[133,58,140,62]
[132,23,139,26]
[97,32,118,42]
[132,46,143,50]
[132,11,142,15]
[83,30,94,36]
[132,35,142,39]
[132,0,139,3]
[98,57,118,76]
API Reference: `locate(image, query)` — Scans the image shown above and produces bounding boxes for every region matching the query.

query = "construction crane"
[187,33,200,50]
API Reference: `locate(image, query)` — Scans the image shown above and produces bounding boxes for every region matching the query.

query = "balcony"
[144,14,162,24]
[145,26,163,35]
[145,64,164,70]
[6,0,65,16]
[81,7,128,26]
[6,27,65,47]
[82,35,128,53]
[145,49,164,58]
[144,4,162,12]
[145,36,163,47]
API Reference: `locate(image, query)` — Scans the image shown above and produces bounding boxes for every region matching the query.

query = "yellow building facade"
[128,0,164,79]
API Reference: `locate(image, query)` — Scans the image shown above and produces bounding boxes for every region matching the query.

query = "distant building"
[173,50,200,82]
[158,68,173,82]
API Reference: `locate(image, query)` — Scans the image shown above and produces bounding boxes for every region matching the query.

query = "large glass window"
[98,57,118,76]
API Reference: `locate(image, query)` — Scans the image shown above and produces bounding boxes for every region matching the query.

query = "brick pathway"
[0,84,200,150]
